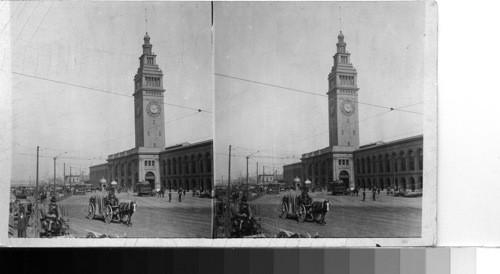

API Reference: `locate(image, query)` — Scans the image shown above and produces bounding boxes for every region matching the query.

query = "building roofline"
[161,139,213,153]
[356,134,423,151]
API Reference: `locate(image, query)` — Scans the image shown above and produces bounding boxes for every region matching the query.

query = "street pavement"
[56,190,212,238]
[249,190,422,238]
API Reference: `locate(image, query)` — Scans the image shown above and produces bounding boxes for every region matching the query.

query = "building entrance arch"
[339,170,350,189]
[145,172,155,189]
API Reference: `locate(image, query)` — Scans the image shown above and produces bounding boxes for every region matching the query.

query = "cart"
[279,193,330,224]
[87,195,120,223]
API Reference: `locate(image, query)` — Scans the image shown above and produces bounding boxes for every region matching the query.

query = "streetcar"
[331,181,348,195]
[137,182,152,196]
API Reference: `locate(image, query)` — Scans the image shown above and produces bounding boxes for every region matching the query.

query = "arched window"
[367,157,371,174]
[392,153,398,172]
[206,153,212,173]
[418,149,423,170]
[172,158,177,175]
[184,156,189,174]
[177,157,182,174]
[361,158,365,174]
[409,150,415,170]
[199,154,204,173]
[191,155,196,173]
[372,156,376,173]
[385,154,390,172]
[167,159,171,175]
[400,151,406,171]
[378,155,383,173]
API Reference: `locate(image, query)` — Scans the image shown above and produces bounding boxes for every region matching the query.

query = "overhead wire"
[8,70,212,113]
[214,73,423,115]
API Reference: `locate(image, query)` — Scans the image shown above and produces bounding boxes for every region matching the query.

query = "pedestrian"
[192,188,195,197]
[178,191,182,202]
[372,189,376,201]
[168,191,172,202]
[377,187,380,195]
[17,205,29,238]
[362,190,366,201]
[183,189,186,197]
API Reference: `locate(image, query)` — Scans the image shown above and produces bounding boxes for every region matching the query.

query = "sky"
[2,2,213,182]
[214,2,426,183]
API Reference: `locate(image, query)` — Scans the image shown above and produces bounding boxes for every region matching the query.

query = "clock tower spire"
[133,33,166,149]
[327,31,360,148]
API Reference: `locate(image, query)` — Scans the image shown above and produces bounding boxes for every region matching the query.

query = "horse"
[310,200,330,225]
[118,201,137,226]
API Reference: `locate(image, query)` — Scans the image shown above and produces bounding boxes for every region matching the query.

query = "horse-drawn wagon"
[279,193,330,224]
[87,195,137,226]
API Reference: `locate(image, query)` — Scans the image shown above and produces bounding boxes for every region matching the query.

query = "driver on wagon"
[108,188,118,206]
[235,196,252,230]
[43,196,61,232]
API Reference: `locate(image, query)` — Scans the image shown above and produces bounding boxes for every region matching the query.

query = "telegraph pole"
[63,163,66,186]
[53,157,56,197]
[225,145,232,237]
[34,146,39,236]
[69,166,72,190]
[256,162,259,184]
[227,145,231,191]
[246,156,249,190]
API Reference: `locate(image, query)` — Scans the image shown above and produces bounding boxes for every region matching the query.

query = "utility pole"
[225,145,232,237]
[227,145,231,191]
[63,163,66,186]
[34,146,39,236]
[256,162,259,184]
[246,156,249,190]
[53,157,57,197]
[69,166,72,190]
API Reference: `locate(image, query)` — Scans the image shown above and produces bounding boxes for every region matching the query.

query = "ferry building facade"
[90,33,213,192]
[283,32,423,192]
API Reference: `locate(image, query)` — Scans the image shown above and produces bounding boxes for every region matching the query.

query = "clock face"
[150,104,159,114]
[146,101,161,117]
[341,100,355,116]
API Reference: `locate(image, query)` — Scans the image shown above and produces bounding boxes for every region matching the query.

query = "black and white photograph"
[212,1,436,244]
[2,1,214,240]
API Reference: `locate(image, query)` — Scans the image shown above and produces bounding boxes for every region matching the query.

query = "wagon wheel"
[297,204,307,223]
[104,205,113,223]
[277,231,289,238]
[86,232,96,238]
[87,204,95,220]
[279,203,288,219]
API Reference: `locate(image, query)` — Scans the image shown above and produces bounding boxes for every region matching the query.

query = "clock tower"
[326,31,360,189]
[133,33,166,149]
[327,31,360,148]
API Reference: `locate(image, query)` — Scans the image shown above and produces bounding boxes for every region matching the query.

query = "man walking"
[372,189,376,201]
[168,191,172,202]
[17,205,29,238]
[178,191,182,202]
[362,190,366,201]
